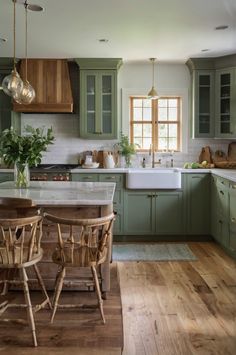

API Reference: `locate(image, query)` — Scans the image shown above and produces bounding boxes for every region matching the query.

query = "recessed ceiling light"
[215,25,229,30]
[0,37,7,43]
[98,39,109,43]
[201,49,210,52]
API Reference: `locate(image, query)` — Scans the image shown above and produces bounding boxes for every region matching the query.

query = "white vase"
[14,162,30,188]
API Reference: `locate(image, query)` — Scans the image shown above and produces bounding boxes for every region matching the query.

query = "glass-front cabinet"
[215,68,236,138]
[76,58,122,139]
[193,70,214,137]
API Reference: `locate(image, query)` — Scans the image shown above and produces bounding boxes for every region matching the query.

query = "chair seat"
[0,247,43,268]
[52,245,107,267]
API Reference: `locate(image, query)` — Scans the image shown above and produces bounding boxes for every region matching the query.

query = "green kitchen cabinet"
[0,172,14,183]
[193,70,215,138]
[211,174,230,249]
[124,191,155,235]
[124,190,183,236]
[215,68,236,138]
[71,173,99,182]
[229,183,236,254]
[75,58,122,139]
[184,173,210,235]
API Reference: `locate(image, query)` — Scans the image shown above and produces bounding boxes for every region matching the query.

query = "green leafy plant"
[0,125,55,167]
[114,133,139,167]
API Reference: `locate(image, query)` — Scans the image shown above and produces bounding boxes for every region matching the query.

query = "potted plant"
[114,133,138,167]
[0,125,54,188]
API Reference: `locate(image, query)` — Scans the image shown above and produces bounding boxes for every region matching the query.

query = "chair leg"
[50,266,66,324]
[20,268,38,347]
[33,264,52,310]
[91,266,105,324]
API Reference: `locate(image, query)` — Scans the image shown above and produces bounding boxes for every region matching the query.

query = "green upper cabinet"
[186,58,215,138]
[193,70,215,138]
[186,55,236,139]
[75,58,122,139]
[215,68,236,138]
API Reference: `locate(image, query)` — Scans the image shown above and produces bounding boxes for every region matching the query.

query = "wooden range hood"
[13,59,73,113]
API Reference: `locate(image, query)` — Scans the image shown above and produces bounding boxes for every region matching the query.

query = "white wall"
[21,62,230,166]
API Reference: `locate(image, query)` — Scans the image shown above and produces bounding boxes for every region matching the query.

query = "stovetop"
[30,164,79,172]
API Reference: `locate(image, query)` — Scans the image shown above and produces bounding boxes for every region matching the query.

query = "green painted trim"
[75,58,123,70]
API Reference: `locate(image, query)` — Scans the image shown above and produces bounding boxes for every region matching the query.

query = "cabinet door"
[216,177,229,219]
[215,68,236,138]
[80,70,117,139]
[124,191,155,235]
[186,174,210,235]
[229,184,236,252]
[155,191,183,234]
[214,215,229,248]
[0,173,14,183]
[194,70,214,138]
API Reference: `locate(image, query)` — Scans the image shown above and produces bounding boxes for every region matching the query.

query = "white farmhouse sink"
[126,168,181,189]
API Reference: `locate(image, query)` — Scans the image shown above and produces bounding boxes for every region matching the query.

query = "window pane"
[143,107,152,121]
[169,138,177,150]
[158,107,168,120]
[159,138,168,150]
[133,137,142,147]
[133,99,142,107]
[158,124,168,137]
[168,107,177,121]
[133,124,142,136]
[169,124,177,137]
[158,99,167,107]
[168,99,178,107]
[133,108,142,121]
[143,99,151,108]
[143,124,152,137]
[143,138,152,149]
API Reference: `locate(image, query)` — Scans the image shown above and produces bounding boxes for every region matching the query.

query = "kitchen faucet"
[149,144,161,168]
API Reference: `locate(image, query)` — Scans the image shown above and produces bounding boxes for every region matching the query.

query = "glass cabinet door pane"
[87,112,95,133]
[87,76,95,94]
[102,75,112,93]
[102,112,112,133]
[220,73,231,134]
[102,75,112,134]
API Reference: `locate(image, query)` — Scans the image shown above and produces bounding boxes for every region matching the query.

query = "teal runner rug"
[112,243,197,261]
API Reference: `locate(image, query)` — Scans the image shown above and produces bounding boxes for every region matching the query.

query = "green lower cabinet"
[124,190,183,235]
[184,173,210,235]
[214,214,230,248]
[155,192,183,234]
[124,191,155,235]
[0,172,14,183]
[229,183,236,254]
[71,173,99,182]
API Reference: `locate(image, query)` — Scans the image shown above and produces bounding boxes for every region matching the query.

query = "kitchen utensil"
[198,146,212,163]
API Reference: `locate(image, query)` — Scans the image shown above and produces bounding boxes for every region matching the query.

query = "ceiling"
[0,0,236,63]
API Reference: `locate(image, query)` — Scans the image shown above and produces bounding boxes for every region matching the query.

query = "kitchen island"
[0,181,116,293]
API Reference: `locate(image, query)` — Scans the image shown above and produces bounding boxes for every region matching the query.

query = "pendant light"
[2,0,23,97]
[147,58,159,100]
[14,1,35,104]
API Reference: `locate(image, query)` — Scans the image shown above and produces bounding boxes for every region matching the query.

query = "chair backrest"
[44,212,115,267]
[0,215,43,266]
[0,197,39,218]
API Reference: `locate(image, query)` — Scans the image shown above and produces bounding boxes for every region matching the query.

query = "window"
[130,97,181,151]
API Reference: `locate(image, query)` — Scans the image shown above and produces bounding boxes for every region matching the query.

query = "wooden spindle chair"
[44,212,115,324]
[0,198,52,347]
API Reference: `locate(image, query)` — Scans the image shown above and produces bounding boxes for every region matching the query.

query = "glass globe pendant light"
[2,0,23,97]
[147,58,159,100]
[13,1,35,104]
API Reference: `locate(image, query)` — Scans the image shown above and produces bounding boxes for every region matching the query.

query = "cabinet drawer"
[0,173,14,182]
[99,174,124,187]
[71,174,99,182]
[216,176,230,189]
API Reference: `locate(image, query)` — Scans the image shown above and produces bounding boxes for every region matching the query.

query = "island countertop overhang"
[0,181,116,206]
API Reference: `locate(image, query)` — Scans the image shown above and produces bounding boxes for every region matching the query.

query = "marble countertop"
[0,181,116,206]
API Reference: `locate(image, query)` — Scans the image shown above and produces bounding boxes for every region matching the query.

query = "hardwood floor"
[119,242,236,355]
[0,242,236,354]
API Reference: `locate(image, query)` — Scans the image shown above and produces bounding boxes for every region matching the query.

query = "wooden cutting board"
[198,146,212,163]
[228,142,236,161]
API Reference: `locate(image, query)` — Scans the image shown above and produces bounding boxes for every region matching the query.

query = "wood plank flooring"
[119,242,236,355]
[0,242,236,354]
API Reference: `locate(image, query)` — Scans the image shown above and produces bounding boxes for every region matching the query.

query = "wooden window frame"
[130,96,181,152]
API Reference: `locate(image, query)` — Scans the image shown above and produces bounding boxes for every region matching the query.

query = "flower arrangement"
[114,133,138,167]
[0,125,54,187]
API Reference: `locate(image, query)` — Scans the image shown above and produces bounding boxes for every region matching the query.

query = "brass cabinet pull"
[106,176,115,180]
[220,190,224,195]
[220,180,225,185]
[84,176,92,180]
[147,194,153,198]
[231,217,236,223]
[219,220,223,224]
[231,185,236,189]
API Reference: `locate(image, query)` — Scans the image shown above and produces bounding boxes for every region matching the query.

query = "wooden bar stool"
[44,212,115,324]
[0,198,52,347]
